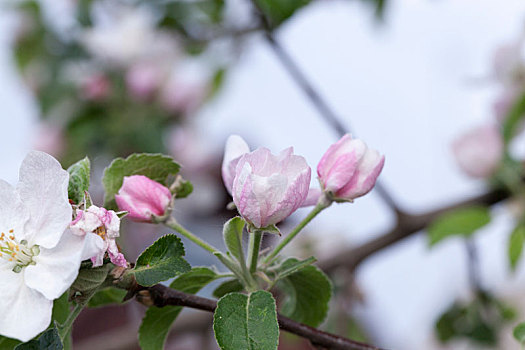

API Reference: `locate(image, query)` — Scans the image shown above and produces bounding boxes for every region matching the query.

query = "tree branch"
[133,283,385,350]
[320,188,509,272]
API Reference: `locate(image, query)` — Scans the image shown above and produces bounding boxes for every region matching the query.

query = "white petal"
[0,179,29,239]
[223,135,250,166]
[81,232,105,261]
[0,263,52,342]
[222,135,250,193]
[24,231,85,300]
[17,151,72,249]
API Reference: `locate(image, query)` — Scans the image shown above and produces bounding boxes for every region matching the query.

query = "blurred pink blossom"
[80,74,110,101]
[317,134,384,201]
[126,63,164,100]
[168,126,218,174]
[452,125,503,178]
[492,42,523,84]
[115,175,172,222]
[33,123,65,158]
[228,140,311,228]
[160,77,208,116]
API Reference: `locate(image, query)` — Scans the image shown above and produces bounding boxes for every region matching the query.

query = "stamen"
[0,229,39,272]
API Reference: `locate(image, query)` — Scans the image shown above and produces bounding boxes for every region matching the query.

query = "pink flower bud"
[115,175,172,222]
[231,145,311,228]
[317,134,384,201]
[452,125,503,178]
[222,135,250,195]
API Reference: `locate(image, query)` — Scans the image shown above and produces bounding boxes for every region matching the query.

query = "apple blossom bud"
[452,125,503,178]
[222,135,250,195]
[115,175,172,222]
[231,145,311,228]
[317,134,384,201]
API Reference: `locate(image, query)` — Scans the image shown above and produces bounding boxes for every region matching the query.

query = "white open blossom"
[70,205,127,268]
[81,4,179,67]
[0,152,95,341]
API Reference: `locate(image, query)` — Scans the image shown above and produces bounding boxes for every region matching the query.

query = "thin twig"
[465,239,482,292]
[136,284,385,350]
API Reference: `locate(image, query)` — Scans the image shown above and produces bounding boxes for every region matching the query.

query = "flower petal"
[81,232,106,261]
[232,162,261,227]
[337,151,385,199]
[265,165,311,227]
[0,179,28,240]
[16,151,71,249]
[0,263,52,342]
[299,188,321,207]
[222,135,250,194]
[24,231,85,300]
[115,175,171,222]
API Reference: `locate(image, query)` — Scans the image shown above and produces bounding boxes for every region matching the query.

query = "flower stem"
[165,217,219,254]
[214,252,258,292]
[58,303,83,341]
[247,230,263,273]
[264,202,328,264]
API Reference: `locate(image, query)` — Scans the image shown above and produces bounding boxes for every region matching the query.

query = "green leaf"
[102,153,180,209]
[52,292,70,325]
[503,92,525,144]
[277,259,331,327]
[14,327,62,350]
[435,292,514,345]
[254,0,311,28]
[139,267,219,350]
[427,206,491,247]
[223,217,246,262]
[168,267,219,291]
[0,336,21,349]
[213,279,244,299]
[131,234,191,286]
[67,157,90,204]
[213,290,279,350]
[51,293,72,350]
[174,180,193,199]
[514,322,525,343]
[271,256,316,281]
[435,302,497,345]
[70,264,112,303]
[87,287,128,308]
[260,224,280,235]
[509,225,525,271]
[209,68,227,98]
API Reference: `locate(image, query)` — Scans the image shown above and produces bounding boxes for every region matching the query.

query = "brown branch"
[134,284,385,350]
[320,188,509,273]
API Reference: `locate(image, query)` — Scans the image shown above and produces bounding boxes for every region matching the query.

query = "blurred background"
[1,0,525,349]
